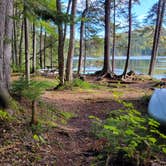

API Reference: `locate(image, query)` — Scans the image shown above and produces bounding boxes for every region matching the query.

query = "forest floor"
[0,74,163,165]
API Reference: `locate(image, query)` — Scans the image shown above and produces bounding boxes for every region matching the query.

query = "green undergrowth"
[89,91,166,165]
[11,77,55,100]
[0,109,13,122]
[10,77,75,145]
[38,100,76,127]
[30,101,76,144]
[58,78,103,90]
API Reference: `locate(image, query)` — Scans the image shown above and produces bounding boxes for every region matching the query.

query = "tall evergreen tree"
[66,0,77,81]
[148,0,165,75]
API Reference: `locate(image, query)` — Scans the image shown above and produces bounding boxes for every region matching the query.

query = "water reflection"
[73,56,166,79]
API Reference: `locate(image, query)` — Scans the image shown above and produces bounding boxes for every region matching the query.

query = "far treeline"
[0,0,165,107]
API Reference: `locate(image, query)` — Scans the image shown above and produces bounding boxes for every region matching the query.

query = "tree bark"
[0,0,6,83]
[4,0,13,89]
[77,0,89,75]
[50,43,53,69]
[44,31,47,69]
[31,100,37,125]
[66,0,77,81]
[24,4,30,83]
[19,20,24,70]
[40,25,43,69]
[13,6,18,66]
[0,0,13,108]
[103,0,111,74]
[123,0,132,77]
[112,0,116,73]
[56,0,65,85]
[32,22,36,73]
[148,0,165,75]
[63,0,72,42]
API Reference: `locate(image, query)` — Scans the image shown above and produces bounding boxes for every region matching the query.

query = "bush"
[11,77,52,101]
[90,99,166,165]
[0,109,12,121]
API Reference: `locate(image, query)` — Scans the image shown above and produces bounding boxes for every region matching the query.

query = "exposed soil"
[0,75,162,165]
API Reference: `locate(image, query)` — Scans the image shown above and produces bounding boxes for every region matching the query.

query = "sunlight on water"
[73,56,166,79]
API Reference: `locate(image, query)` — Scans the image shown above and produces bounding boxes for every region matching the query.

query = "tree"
[39,25,43,69]
[56,0,65,85]
[77,0,89,75]
[19,20,24,70]
[66,0,77,81]
[0,0,13,108]
[44,31,47,69]
[148,0,165,75]
[32,22,36,73]
[102,0,111,75]
[123,0,132,77]
[23,1,30,83]
[112,0,116,73]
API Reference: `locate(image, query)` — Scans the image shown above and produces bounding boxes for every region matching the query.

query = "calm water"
[73,56,166,79]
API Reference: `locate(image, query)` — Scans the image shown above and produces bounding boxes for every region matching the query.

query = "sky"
[133,0,157,20]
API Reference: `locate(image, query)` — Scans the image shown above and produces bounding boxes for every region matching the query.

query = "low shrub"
[90,97,166,165]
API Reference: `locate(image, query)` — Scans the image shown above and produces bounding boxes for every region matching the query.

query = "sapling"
[11,77,49,125]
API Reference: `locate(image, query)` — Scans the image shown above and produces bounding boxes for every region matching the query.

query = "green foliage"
[90,99,166,165]
[60,111,76,120]
[37,100,76,128]
[33,134,46,144]
[11,77,53,101]
[11,64,24,73]
[72,78,92,89]
[10,77,29,98]
[0,110,12,121]
[59,78,100,90]
[31,123,44,134]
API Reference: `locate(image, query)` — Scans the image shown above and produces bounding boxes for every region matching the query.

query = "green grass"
[58,78,104,90]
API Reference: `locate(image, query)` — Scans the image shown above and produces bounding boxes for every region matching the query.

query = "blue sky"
[133,0,157,19]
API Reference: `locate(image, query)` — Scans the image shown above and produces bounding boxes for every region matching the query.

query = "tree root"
[94,70,137,83]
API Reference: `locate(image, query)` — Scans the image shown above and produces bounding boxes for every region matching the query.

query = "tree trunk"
[148,0,165,76]
[63,0,72,42]
[77,0,89,75]
[19,20,24,70]
[31,100,37,125]
[40,25,43,69]
[112,0,116,73]
[44,31,46,69]
[103,0,111,74]
[0,0,13,108]
[56,0,65,85]
[13,6,18,66]
[32,22,36,73]
[50,43,53,69]
[123,0,132,77]
[12,32,15,65]
[66,0,77,81]
[24,4,30,83]
[4,0,13,89]
[0,0,7,83]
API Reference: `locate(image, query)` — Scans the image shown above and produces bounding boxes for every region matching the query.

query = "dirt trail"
[0,77,155,165]
[42,90,117,165]
[41,82,151,165]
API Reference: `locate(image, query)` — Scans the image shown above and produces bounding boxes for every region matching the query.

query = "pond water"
[73,56,166,79]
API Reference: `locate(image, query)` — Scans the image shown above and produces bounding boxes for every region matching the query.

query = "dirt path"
[0,76,156,165]
[42,90,117,165]
[41,82,152,165]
